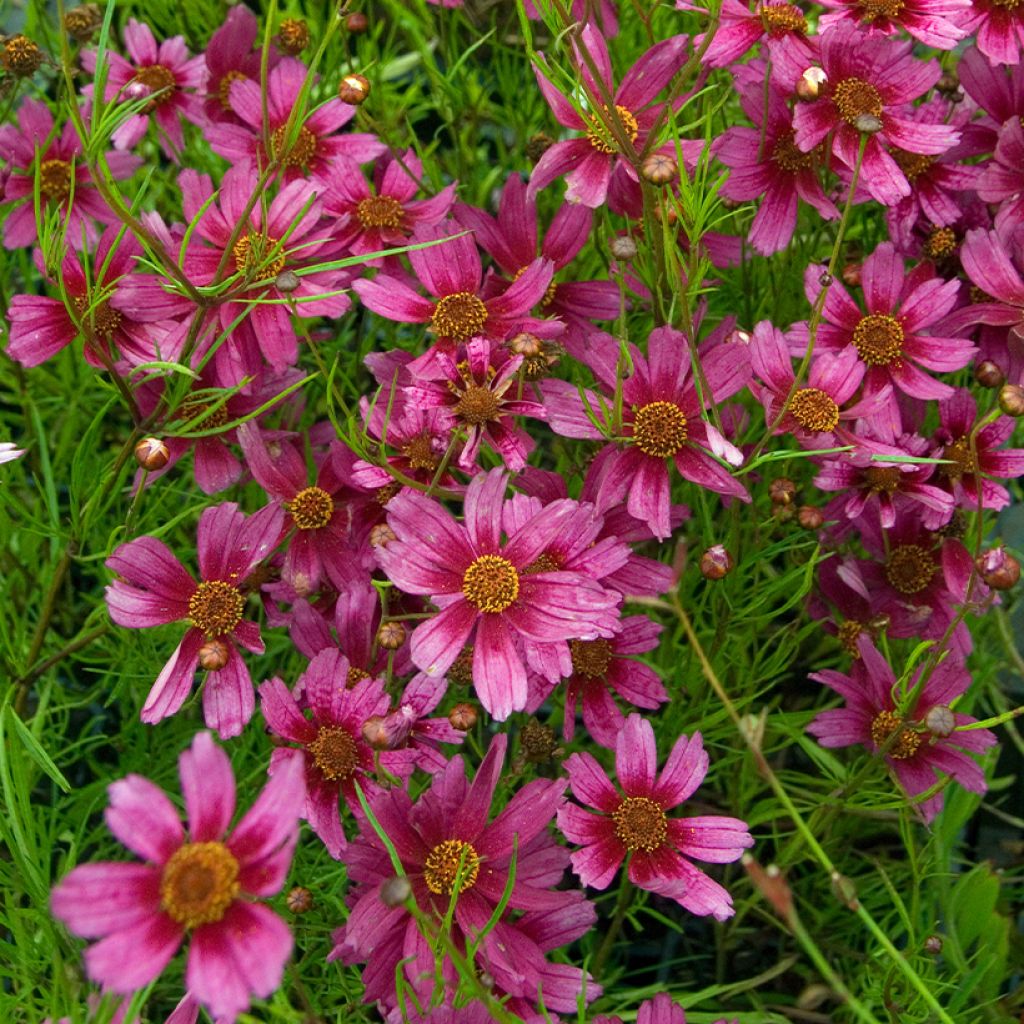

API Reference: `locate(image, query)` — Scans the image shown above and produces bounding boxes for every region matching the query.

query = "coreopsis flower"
[790,244,975,419]
[817,0,968,48]
[201,4,276,123]
[596,992,736,1024]
[558,714,753,919]
[543,327,751,540]
[957,0,1024,66]
[791,26,959,207]
[809,637,996,821]
[353,220,555,344]
[690,0,815,72]
[259,649,414,858]
[977,118,1024,240]
[7,226,177,369]
[952,227,1024,338]
[207,57,385,178]
[749,320,891,444]
[51,732,305,1022]
[331,735,597,1021]
[82,19,205,157]
[716,66,838,256]
[376,468,622,720]
[807,556,893,656]
[528,26,688,207]
[0,98,141,249]
[958,46,1024,153]
[104,502,284,737]
[319,150,457,263]
[933,387,1024,512]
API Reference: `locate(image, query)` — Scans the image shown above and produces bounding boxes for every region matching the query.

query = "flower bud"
[526,132,554,164]
[380,876,411,907]
[286,886,313,913]
[277,18,310,56]
[976,547,1021,590]
[275,269,300,292]
[700,545,733,580]
[818,271,833,287]
[1,35,44,77]
[795,67,827,102]
[640,153,678,186]
[769,478,796,506]
[370,523,397,548]
[345,12,369,33]
[449,702,477,731]
[610,236,637,261]
[830,870,859,910]
[798,505,824,530]
[509,332,543,358]
[64,4,102,42]
[925,704,956,738]
[198,639,231,672]
[134,437,170,471]
[974,360,1005,389]
[923,934,943,955]
[338,73,371,105]
[999,383,1024,417]
[362,715,390,749]
[841,262,862,287]
[377,621,406,650]
[853,113,883,134]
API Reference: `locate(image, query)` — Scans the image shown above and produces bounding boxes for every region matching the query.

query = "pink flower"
[353,219,555,344]
[596,992,736,1024]
[558,714,753,919]
[259,649,414,858]
[83,19,206,157]
[957,0,1024,66]
[51,732,305,1022]
[376,468,622,720]
[692,0,815,71]
[0,98,140,249]
[331,735,597,1021]
[543,327,751,540]
[952,227,1024,338]
[104,502,284,737]
[817,0,968,48]
[201,5,277,124]
[809,638,996,821]
[528,26,687,207]
[977,118,1024,239]
[791,26,959,206]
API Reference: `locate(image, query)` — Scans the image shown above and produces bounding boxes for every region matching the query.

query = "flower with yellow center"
[188,580,244,637]
[160,841,240,929]
[307,725,359,781]
[585,104,639,154]
[232,233,286,279]
[288,486,335,530]
[832,78,884,127]
[462,555,520,613]
[884,544,935,595]
[851,314,904,366]
[357,195,405,230]
[423,838,481,896]
[632,401,689,458]
[612,796,668,852]
[870,710,922,760]
[788,387,840,433]
[430,292,489,341]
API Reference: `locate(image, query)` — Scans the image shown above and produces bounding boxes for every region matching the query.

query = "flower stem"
[592,872,634,980]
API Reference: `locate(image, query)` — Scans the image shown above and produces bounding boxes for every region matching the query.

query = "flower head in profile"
[104,502,283,737]
[808,637,996,821]
[51,732,305,1022]
[558,714,753,920]
[596,991,736,1024]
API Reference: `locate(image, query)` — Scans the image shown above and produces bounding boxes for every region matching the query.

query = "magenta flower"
[319,150,456,263]
[83,19,205,157]
[790,244,975,420]
[817,0,968,48]
[104,502,284,737]
[331,735,597,1020]
[528,26,688,207]
[952,227,1024,338]
[207,57,385,178]
[691,0,815,71]
[809,638,996,822]
[353,219,555,344]
[201,5,276,124]
[259,649,414,858]
[978,118,1024,239]
[958,46,1024,153]
[791,27,959,206]
[51,732,305,1022]
[558,714,753,919]
[543,327,751,540]
[0,98,140,250]
[957,0,1024,66]
[596,992,736,1024]
[376,468,622,720]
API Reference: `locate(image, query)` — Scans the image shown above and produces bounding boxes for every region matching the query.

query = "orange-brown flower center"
[885,544,935,595]
[891,149,936,184]
[789,387,839,432]
[585,104,639,154]
[347,666,372,687]
[288,486,334,530]
[570,637,614,678]
[401,432,440,471]
[188,580,244,637]
[870,710,922,759]
[217,69,248,111]
[424,839,480,896]
[633,401,688,458]
[454,385,500,426]
[357,194,404,230]
[832,78,884,126]
[942,437,977,480]
[857,0,905,19]
[72,294,122,335]
[462,555,520,613]
[772,131,817,173]
[38,158,73,203]
[232,233,285,279]
[160,841,240,928]
[852,314,903,366]
[612,796,668,852]
[132,64,177,110]
[431,292,488,341]
[838,619,866,655]
[308,725,358,781]
[761,3,808,33]
[864,466,903,493]
[271,124,318,168]
[923,226,957,260]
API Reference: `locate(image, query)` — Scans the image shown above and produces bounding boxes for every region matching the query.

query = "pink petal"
[105,775,184,863]
[615,713,657,797]
[179,731,236,843]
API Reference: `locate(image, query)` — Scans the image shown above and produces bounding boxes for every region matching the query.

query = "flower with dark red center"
[51,731,305,1021]
[104,502,283,737]
[559,714,753,919]
[809,637,996,822]
[791,26,960,207]
[376,468,621,720]
[543,327,751,540]
[330,734,598,1021]
[82,19,205,158]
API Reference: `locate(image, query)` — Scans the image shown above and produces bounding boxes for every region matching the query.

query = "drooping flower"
[330,735,597,1022]
[543,327,751,540]
[376,468,622,720]
[104,502,284,737]
[558,714,754,919]
[808,637,996,821]
[51,732,305,1022]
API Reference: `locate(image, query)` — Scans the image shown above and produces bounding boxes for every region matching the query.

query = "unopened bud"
[478,971,495,991]
[974,360,1005,389]
[134,436,170,471]
[1,35,44,77]
[345,12,369,33]
[338,73,371,105]
[449,702,477,731]
[818,271,833,287]
[999,383,1024,417]
[277,18,310,56]
[769,478,796,506]
[275,269,300,292]
[362,715,389,749]
[610,236,638,261]
[509,332,543,358]
[380,876,412,907]
[198,638,231,672]
[286,886,313,913]
[977,547,1021,590]
[841,262,862,287]
[640,152,678,186]
[830,871,859,910]
[854,113,883,134]
[937,71,960,97]
[64,4,102,42]
[742,853,794,921]
[925,704,956,738]
[795,67,827,102]
[370,523,397,548]
[798,506,824,530]
[377,621,406,649]
[923,934,943,954]
[526,132,554,164]
[700,544,733,580]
